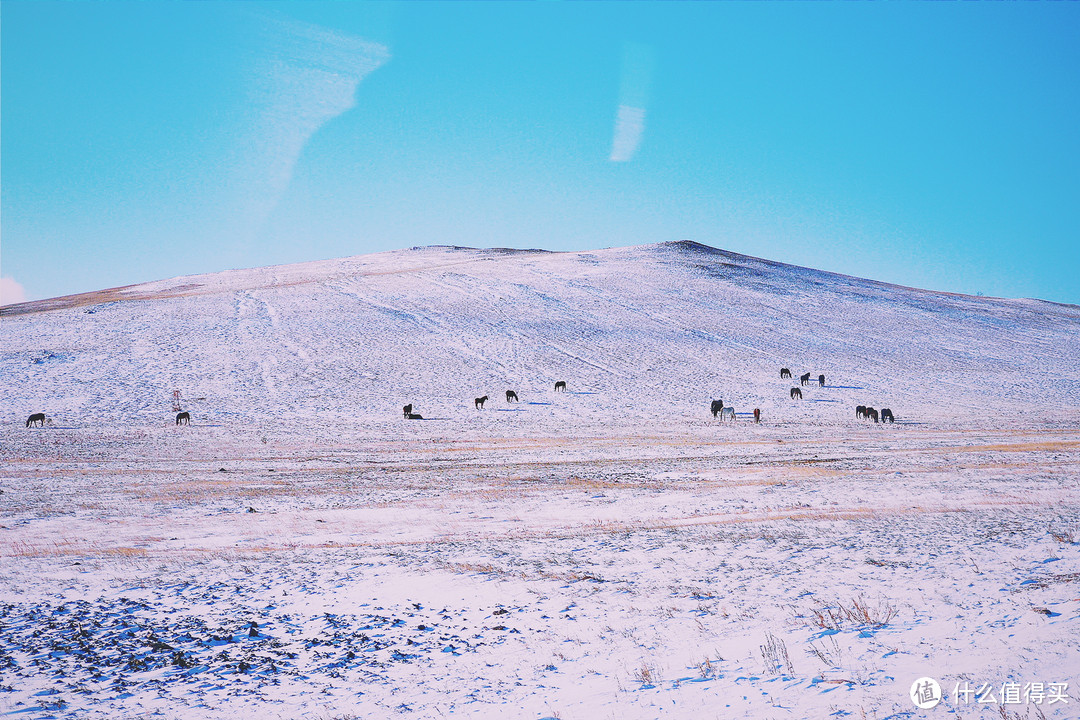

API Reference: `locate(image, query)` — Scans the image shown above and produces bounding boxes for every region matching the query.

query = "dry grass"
[1049,526,1080,545]
[760,632,794,676]
[811,597,898,630]
[695,653,723,679]
[427,556,606,584]
[633,661,662,687]
[807,634,843,668]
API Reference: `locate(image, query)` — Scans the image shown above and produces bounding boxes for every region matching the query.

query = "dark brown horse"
[26,413,45,428]
[475,395,488,409]
[790,388,802,399]
[780,368,792,379]
[800,372,811,386]
[753,408,761,423]
[505,390,518,403]
[710,399,724,418]
[865,407,879,423]
[554,381,567,392]
[175,412,190,425]
[402,404,413,419]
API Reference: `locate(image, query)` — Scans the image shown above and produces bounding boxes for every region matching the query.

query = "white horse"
[720,406,736,421]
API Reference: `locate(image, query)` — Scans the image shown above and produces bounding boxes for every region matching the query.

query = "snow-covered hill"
[3,241,1077,429]
[3,243,1079,719]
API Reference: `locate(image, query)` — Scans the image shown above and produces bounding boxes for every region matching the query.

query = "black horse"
[554,381,567,392]
[865,407,879,423]
[402,404,413,419]
[881,408,895,423]
[790,388,802,399]
[26,413,45,428]
[710,399,724,418]
[800,372,811,386]
[780,368,792,379]
[818,374,825,387]
[475,395,489,409]
[505,390,518,403]
[856,405,866,419]
[175,412,190,425]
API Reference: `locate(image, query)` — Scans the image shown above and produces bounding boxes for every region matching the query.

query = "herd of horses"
[856,406,895,423]
[708,367,897,425]
[24,373,896,429]
[414,382,569,416]
[398,381,570,419]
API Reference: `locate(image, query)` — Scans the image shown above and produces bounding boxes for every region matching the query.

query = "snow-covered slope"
[3,242,1079,720]
[3,241,1077,429]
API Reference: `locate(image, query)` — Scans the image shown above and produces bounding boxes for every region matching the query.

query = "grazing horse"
[407,413,424,420]
[710,399,724,418]
[780,368,792,379]
[26,413,45,428]
[818,374,825,387]
[856,405,866,419]
[175,412,190,426]
[753,408,761,423]
[790,388,802,400]
[800,372,811,386]
[505,390,519,403]
[865,407,879,423]
[721,406,736,421]
[881,408,895,423]
[554,381,567,392]
[402,404,413,419]
[474,395,489,409]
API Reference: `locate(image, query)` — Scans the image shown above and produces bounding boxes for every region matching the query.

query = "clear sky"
[3,1,1078,305]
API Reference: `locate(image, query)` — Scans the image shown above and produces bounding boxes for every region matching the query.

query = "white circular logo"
[910,677,942,709]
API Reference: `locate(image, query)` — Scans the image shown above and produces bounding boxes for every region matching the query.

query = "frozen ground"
[1,242,1078,719]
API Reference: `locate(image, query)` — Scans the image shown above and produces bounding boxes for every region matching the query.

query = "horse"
[818,374,825,387]
[865,407,879,423]
[753,408,761,423]
[721,406,736,421]
[475,395,488,409]
[407,413,424,420]
[800,372,811,386]
[881,408,895,423]
[175,412,190,426]
[554,381,567,392]
[505,390,518,403]
[25,413,45,428]
[403,404,413,419]
[856,405,866,419]
[780,368,792,379]
[790,388,802,399]
[710,399,724,418]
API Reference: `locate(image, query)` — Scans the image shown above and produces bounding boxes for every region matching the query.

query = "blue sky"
[3,1,1078,305]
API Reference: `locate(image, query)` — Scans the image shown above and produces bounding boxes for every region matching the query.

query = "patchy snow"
[1,241,1078,718]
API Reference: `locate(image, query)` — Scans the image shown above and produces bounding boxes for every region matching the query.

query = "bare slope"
[3,241,1078,428]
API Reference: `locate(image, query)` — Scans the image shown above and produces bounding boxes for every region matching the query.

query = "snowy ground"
[1,242,1078,719]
